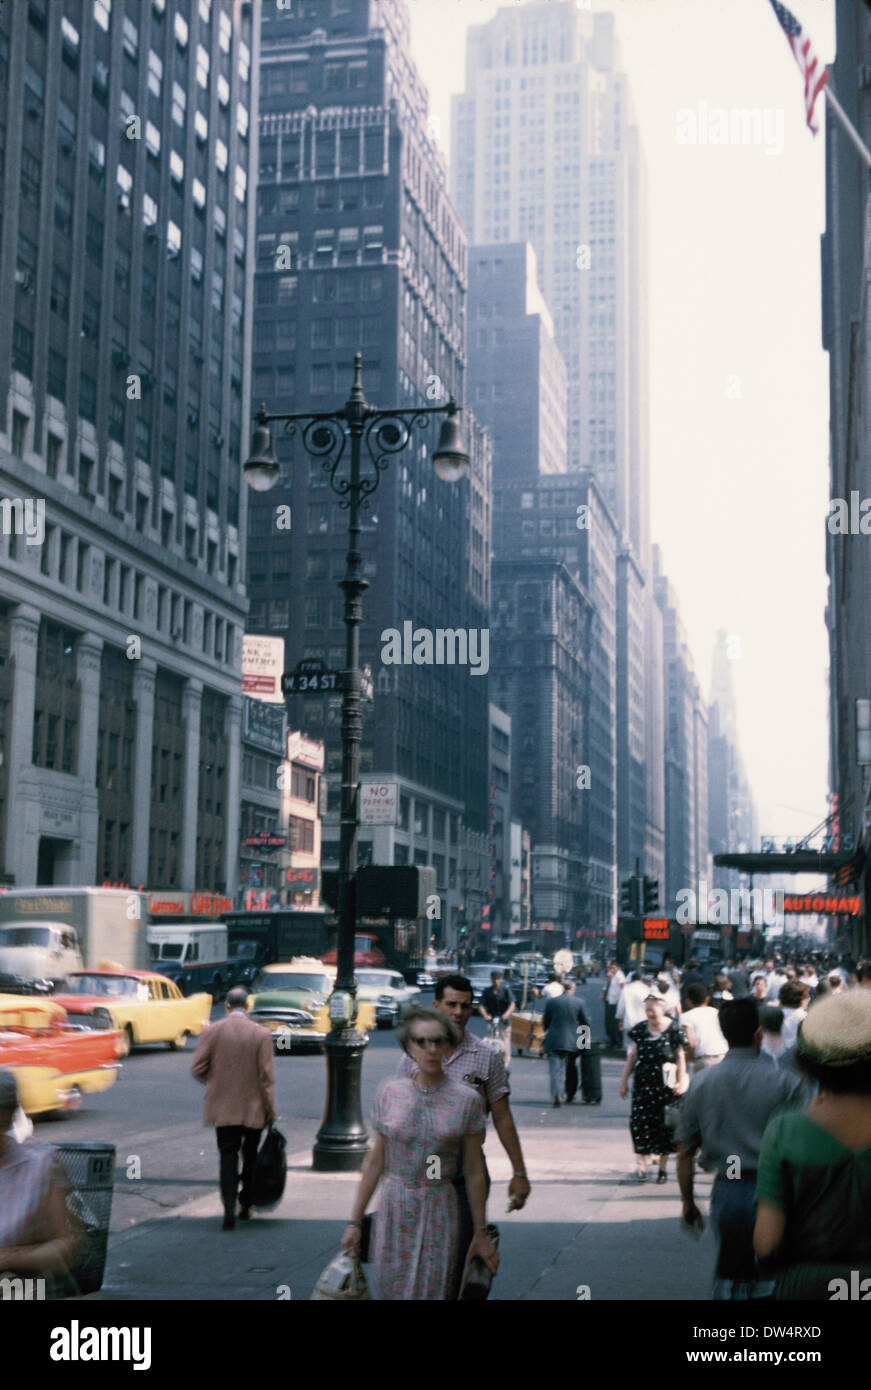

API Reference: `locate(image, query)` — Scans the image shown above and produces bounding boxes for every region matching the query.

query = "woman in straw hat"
[754,990,871,1298]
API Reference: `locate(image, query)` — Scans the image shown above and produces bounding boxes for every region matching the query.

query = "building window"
[79,374,97,423]
[47,350,67,399]
[11,411,28,457]
[12,322,34,377]
[172,81,186,125]
[20,151,41,204]
[94,0,111,31]
[54,185,74,236]
[196,43,209,88]
[109,396,125,443]
[32,624,79,774]
[61,17,80,69]
[148,49,162,96]
[122,15,138,59]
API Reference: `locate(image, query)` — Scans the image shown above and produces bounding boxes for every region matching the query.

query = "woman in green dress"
[754,989,871,1299]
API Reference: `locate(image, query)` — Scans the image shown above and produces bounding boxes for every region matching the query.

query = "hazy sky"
[406,0,835,849]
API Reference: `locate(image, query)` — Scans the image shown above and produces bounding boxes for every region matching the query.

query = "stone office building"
[0,0,259,890]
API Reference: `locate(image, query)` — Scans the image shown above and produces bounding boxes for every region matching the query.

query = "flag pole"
[824,83,871,171]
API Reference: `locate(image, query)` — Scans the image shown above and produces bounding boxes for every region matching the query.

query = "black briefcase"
[250,1123,287,1209]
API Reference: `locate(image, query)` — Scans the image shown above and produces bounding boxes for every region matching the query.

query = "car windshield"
[157,944,185,960]
[358,972,393,989]
[253,972,330,993]
[0,926,53,948]
[232,941,258,960]
[66,974,139,997]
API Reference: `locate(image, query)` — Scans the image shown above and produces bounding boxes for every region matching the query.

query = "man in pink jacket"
[192,987,276,1229]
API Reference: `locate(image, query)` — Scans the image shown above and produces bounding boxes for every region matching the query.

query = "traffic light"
[643,876,660,914]
[620,877,639,915]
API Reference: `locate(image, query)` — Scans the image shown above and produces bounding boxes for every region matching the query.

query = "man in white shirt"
[681,982,728,1071]
[616,969,652,1052]
[602,961,625,1049]
[764,958,788,1002]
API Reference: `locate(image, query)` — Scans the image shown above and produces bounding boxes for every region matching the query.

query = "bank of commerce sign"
[242,635,285,704]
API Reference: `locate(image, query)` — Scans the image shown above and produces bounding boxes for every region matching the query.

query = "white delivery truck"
[147,923,229,999]
[0,887,148,994]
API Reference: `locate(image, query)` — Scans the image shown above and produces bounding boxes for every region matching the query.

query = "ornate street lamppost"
[244,353,469,1171]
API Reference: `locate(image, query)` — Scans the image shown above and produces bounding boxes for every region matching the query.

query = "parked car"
[247,959,377,1050]
[0,993,124,1115]
[355,969,421,1027]
[51,969,212,1055]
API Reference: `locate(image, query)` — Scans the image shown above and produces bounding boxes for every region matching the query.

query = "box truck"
[0,888,148,994]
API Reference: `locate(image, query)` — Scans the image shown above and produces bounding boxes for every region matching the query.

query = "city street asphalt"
[36,978,715,1301]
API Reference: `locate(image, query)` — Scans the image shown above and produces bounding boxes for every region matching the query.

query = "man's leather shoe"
[222,1214,236,1230]
[239,1208,251,1221]
[552,1096,561,1107]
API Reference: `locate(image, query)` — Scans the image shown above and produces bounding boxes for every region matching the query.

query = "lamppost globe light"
[432,404,469,483]
[243,421,280,492]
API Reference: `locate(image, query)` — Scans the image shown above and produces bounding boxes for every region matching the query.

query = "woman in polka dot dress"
[619,993,688,1183]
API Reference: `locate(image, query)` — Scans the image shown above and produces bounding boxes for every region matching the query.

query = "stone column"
[130,658,157,888]
[180,678,203,889]
[75,634,104,884]
[223,694,242,899]
[4,605,40,883]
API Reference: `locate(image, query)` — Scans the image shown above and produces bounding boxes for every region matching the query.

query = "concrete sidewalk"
[84,1061,718,1301]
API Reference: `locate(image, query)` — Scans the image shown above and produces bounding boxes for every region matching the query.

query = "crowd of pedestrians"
[3,943,869,1304]
[603,947,871,1300]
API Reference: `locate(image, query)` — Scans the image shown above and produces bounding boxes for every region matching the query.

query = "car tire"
[64,1085,83,1114]
[212,974,223,1000]
[119,1024,134,1058]
[169,1031,189,1051]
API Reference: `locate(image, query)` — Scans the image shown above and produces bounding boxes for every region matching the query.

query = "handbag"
[250,1122,287,1209]
[311,1253,372,1301]
[458,1223,500,1301]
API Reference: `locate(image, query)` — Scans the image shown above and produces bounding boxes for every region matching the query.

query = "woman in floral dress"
[342,1005,499,1300]
[619,994,688,1183]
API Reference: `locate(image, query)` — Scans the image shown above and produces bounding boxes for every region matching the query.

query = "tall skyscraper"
[453,1,656,931]
[452,2,648,557]
[653,546,708,914]
[468,242,566,480]
[707,630,757,898]
[0,0,258,892]
[822,0,871,956]
[252,0,491,941]
[492,473,617,934]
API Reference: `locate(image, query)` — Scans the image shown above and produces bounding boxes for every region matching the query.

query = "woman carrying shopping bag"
[340,1005,499,1300]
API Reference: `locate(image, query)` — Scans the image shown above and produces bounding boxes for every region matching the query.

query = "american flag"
[768,0,829,135]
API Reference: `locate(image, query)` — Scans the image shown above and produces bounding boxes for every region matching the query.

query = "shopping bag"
[250,1123,287,1209]
[311,1253,372,1301]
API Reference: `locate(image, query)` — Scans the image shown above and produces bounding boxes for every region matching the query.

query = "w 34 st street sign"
[281,659,374,700]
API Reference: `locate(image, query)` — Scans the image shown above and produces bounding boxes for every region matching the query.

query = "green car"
[246,959,376,1051]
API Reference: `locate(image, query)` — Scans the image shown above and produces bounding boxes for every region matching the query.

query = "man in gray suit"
[192,986,276,1230]
[543,977,591,1107]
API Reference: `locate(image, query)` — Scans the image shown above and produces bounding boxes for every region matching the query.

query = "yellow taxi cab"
[0,994,124,1116]
[247,958,377,1050]
[52,964,212,1055]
